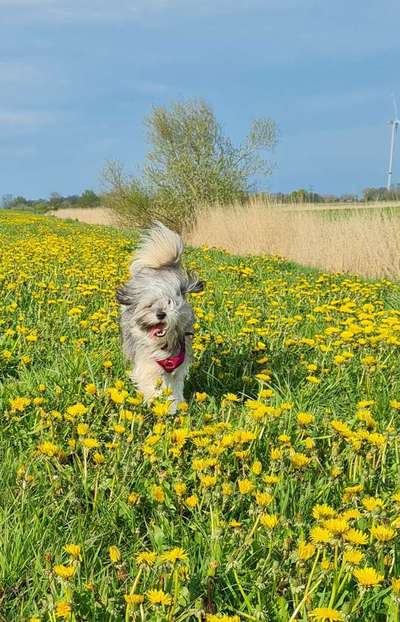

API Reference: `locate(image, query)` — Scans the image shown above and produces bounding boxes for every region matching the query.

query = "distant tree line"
[265,185,400,204]
[361,185,400,202]
[0,189,101,213]
[3,183,400,217]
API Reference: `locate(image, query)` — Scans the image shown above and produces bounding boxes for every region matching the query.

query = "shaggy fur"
[117,222,203,410]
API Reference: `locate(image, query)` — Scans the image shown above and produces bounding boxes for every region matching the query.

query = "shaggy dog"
[117,222,203,409]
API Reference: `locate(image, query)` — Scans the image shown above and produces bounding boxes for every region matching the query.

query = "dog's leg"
[131,356,162,402]
[163,364,187,413]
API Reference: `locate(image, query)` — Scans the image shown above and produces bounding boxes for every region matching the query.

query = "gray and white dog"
[117,221,203,409]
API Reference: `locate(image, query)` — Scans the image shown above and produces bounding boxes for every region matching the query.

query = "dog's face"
[117,268,203,342]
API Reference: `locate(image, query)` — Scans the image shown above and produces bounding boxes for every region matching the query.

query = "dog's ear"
[116,284,136,306]
[182,271,205,294]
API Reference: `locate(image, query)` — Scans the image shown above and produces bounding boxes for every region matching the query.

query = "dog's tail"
[131,221,184,272]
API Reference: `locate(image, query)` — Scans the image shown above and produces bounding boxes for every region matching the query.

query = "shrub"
[103,99,277,232]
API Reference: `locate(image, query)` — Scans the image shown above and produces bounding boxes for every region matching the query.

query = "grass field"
[1,212,400,621]
[50,200,400,279]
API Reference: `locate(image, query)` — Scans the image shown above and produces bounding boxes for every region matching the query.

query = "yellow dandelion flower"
[146,589,172,606]
[66,403,87,418]
[93,452,105,464]
[362,496,384,512]
[353,566,384,587]
[124,594,145,605]
[310,526,332,544]
[195,392,208,402]
[85,383,97,394]
[38,441,60,457]
[340,508,362,521]
[151,485,165,502]
[290,452,311,468]
[370,524,395,542]
[391,578,400,595]
[297,412,314,426]
[136,551,157,566]
[63,544,81,558]
[342,484,363,502]
[223,392,240,402]
[309,607,343,621]
[255,491,273,506]
[159,547,188,563]
[76,423,89,436]
[343,549,364,565]
[263,474,280,485]
[304,437,315,449]
[55,601,72,618]
[174,482,187,497]
[206,615,240,622]
[312,504,336,520]
[222,483,233,496]
[323,518,349,535]
[259,513,278,529]
[270,447,283,460]
[200,475,217,488]
[53,564,76,579]
[109,545,121,563]
[82,437,100,450]
[344,528,368,546]
[320,558,334,571]
[152,401,171,418]
[185,495,199,508]
[297,541,316,561]
[238,479,254,494]
[128,492,140,505]
[251,460,262,475]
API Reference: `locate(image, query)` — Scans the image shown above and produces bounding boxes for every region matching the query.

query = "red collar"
[156,341,186,373]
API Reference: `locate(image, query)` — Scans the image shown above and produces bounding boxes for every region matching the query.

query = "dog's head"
[117,268,204,342]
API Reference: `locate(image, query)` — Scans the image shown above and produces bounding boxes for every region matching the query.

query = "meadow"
[1,211,400,621]
[50,199,400,279]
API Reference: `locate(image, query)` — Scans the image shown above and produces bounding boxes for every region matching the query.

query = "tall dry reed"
[49,207,121,226]
[187,201,400,279]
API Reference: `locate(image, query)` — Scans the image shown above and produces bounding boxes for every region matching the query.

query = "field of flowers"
[1,212,400,622]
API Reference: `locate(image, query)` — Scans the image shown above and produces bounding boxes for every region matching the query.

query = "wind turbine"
[387,96,400,190]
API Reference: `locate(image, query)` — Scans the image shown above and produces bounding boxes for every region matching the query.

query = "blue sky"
[1,0,399,199]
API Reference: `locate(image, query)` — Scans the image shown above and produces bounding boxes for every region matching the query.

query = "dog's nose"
[157,311,166,320]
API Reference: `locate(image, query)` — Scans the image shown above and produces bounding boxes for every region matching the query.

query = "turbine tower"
[387,96,400,190]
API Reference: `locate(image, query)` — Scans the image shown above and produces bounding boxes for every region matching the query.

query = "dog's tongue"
[148,323,166,338]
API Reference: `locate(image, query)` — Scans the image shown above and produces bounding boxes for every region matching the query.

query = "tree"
[104,99,277,232]
[48,192,63,209]
[1,194,14,209]
[79,189,100,207]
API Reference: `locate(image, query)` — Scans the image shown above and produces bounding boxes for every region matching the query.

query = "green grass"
[1,212,400,622]
[288,204,400,221]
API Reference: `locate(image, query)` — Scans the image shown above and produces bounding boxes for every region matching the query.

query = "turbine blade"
[393,94,399,120]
